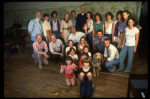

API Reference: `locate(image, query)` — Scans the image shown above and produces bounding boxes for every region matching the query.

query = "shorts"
[65,73,75,79]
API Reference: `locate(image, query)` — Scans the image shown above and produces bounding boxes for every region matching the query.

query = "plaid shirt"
[32,41,48,56]
[49,39,65,52]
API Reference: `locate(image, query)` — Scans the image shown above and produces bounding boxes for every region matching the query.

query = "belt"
[62,28,69,30]
[52,31,58,33]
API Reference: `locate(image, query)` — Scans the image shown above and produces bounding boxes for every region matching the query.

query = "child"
[79,52,89,68]
[82,45,92,61]
[68,47,78,65]
[60,56,78,86]
[79,58,93,98]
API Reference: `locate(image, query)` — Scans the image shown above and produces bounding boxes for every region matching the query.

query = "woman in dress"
[60,12,73,45]
[104,12,114,42]
[42,13,51,43]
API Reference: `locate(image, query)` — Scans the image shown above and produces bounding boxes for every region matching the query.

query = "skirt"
[65,73,75,79]
[117,32,125,48]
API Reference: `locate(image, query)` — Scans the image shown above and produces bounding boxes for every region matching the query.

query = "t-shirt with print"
[125,27,139,46]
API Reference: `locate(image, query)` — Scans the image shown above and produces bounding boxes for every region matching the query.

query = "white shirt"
[104,44,119,61]
[68,32,85,43]
[68,54,78,60]
[105,21,113,34]
[86,18,93,33]
[42,21,51,38]
[125,27,139,46]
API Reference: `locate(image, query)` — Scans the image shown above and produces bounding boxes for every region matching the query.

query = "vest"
[50,19,60,32]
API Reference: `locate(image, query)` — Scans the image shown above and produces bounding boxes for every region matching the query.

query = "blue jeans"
[51,51,65,63]
[105,34,112,41]
[87,32,93,47]
[119,45,135,72]
[80,81,93,98]
[104,58,120,73]
[52,31,60,39]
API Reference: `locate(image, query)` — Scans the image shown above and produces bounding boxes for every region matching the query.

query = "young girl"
[78,52,90,68]
[60,56,78,86]
[104,12,114,41]
[68,47,78,65]
[119,17,140,73]
[78,37,89,54]
[79,58,93,98]
[82,45,92,61]
[65,40,76,56]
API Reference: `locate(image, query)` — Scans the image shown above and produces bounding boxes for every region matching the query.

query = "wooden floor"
[3,46,148,98]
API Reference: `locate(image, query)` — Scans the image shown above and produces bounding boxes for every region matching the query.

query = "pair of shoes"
[39,65,43,69]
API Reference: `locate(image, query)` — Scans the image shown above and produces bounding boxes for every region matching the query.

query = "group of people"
[28,5,141,98]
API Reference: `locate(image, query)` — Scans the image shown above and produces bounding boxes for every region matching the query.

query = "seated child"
[60,56,78,86]
[68,47,78,65]
[78,58,93,98]
[82,45,92,61]
[79,52,89,68]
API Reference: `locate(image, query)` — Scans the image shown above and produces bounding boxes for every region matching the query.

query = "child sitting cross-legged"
[78,58,94,98]
[60,56,78,87]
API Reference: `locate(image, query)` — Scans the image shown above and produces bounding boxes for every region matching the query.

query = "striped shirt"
[49,39,65,52]
[32,41,48,56]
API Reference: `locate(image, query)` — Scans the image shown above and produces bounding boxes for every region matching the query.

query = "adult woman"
[93,13,104,36]
[104,12,114,41]
[84,11,93,49]
[60,12,73,45]
[112,11,123,47]
[65,40,76,56]
[42,13,51,43]
[78,37,89,54]
[119,17,140,73]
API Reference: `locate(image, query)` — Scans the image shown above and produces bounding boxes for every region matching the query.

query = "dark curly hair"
[94,13,103,22]
[116,10,123,21]
[127,16,138,27]
[105,12,114,19]
[51,11,58,18]
[43,13,49,18]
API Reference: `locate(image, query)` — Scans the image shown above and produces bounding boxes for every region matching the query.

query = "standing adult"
[28,12,43,42]
[104,12,114,41]
[42,13,51,43]
[112,11,123,48]
[60,12,73,45]
[93,13,104,36]
[49,11,61,39]
[70,10,77,28]
[76,5,87,33]
[32,34,49,69]
[119,17,140,73]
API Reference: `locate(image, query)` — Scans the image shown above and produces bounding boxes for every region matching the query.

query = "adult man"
[76,5,87,33]
[28,12,43,42]
[93,29,108,55]
[70,10,77,28]
[49,11,61,39]
[49,34,65,64]
[102,38,120,73]
[32,34,49,69]
[68,26,85,48]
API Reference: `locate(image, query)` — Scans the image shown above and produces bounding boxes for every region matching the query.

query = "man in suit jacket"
[28,12,43,42]
[76,5,87,33]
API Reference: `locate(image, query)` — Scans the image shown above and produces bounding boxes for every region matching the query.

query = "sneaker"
[39,65,43,69]
[112,66,116,72]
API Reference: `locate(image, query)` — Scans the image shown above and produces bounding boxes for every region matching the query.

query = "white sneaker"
[39,65,43,69]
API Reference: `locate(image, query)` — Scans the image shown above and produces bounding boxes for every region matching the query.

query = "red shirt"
[79,59,83,68]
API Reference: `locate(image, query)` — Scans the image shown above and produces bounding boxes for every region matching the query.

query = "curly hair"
[87,11,93,19]
[94,13,103,22]
[105,12,114,19]
[126,16,138,27]
[116,10,123,21]
[51,11,58,18]
[43,13,49,18]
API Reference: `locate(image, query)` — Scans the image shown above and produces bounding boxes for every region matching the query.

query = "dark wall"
[137,1,148,60]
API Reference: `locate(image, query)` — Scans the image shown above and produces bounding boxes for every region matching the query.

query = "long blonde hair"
[78,37,89,47]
